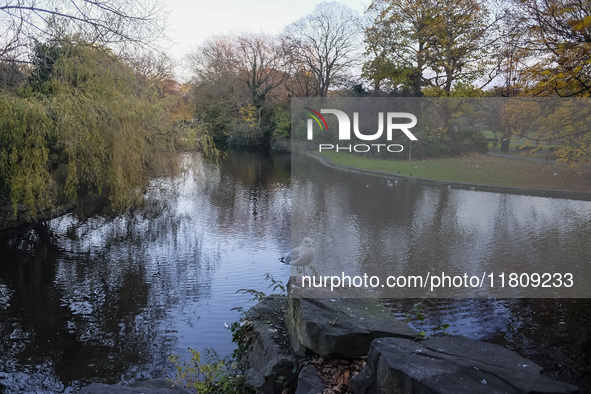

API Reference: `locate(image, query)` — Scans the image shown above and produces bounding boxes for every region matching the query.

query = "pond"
[0,151,590,392]
[0,151,292,392]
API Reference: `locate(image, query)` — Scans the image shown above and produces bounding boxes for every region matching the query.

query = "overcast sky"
[163,0,370,79]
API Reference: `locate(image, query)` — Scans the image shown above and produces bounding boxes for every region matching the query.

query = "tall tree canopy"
[189,34,286,147]
[365,0,501,96]
[517,0,591,97]
[0,39,197,217]
[281,2,361,97]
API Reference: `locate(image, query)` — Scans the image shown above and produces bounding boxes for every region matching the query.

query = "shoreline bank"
[305,151,591,201]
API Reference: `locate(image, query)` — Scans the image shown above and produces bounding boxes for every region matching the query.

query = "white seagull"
[280,237,315,275]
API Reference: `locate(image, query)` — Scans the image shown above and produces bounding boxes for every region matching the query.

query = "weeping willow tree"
[0,95,54,216]
[0,39,204,219]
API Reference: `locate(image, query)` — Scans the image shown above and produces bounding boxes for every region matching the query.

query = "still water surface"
[293,155,591,298]
[0,152,291,392]
[0,151,590,392]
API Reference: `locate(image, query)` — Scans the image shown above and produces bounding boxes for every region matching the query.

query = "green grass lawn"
[319,151,591,192]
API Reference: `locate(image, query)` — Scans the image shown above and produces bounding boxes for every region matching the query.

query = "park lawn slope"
[319,151,591,193]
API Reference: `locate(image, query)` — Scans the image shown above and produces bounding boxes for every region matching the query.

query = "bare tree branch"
[0,0,166,62]
[281,2,361,97]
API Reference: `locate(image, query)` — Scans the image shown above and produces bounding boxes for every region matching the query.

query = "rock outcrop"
[286,293,416,358]
[237,287,579,394]
[349,336,578,394]
[239,295,299,393]
[294,364,326,394]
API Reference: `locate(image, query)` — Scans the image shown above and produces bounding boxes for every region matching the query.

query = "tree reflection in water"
[1,151,589,391]
[0,151,292,392]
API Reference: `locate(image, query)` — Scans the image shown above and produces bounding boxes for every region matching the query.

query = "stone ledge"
[287,294,416,358]
[349,336,578,394]
[231,291,579,393]
[239,295,299,393]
